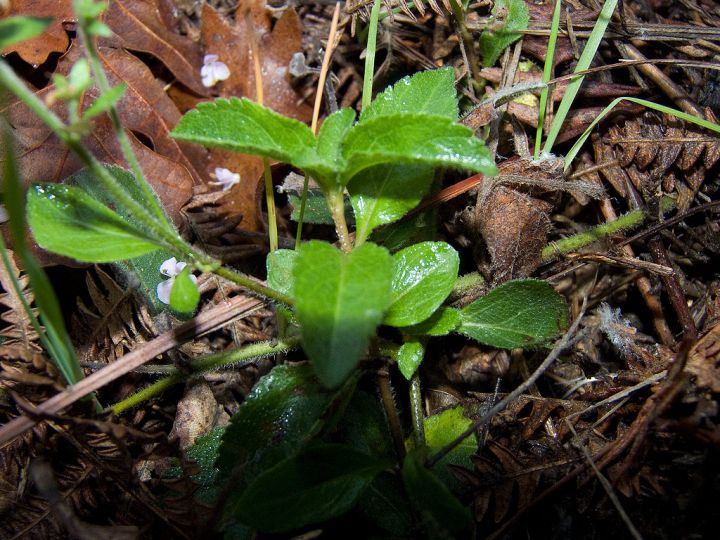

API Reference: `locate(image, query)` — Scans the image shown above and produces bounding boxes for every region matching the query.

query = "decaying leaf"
[1,0,75,67]
[0,249,42,356]
[687,322,720,393]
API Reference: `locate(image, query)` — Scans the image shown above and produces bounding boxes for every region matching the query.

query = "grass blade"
[534,0,563,158]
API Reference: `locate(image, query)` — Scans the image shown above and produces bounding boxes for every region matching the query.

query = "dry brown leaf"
[103,0,208,96]
[687,322,720,392]
[1,0,75,66]
[0,250,41,356]
[195,3,312,232]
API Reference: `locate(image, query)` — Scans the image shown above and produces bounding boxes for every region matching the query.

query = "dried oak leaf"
[103,0,209,96]
[196,3,312,232]
[1,0,74,66]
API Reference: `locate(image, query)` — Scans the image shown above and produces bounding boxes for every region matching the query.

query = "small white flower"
[157,257,197,305]
[201,54,230,87]
[211,167,240,191]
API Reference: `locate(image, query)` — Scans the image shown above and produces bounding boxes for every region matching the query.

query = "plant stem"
[110,336,302,414]
[74,1,172,229]
[327,189,352,252]
[377,368,406,461]
[263,157,278,252]
[449,0,483,93]
[409,373,426,448]
[534,0,562,159]
[295,173,310,250]
[212,264,293,305]
[362,0,382,111]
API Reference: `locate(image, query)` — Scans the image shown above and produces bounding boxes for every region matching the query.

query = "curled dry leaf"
[1,0,75,67]
[687,322,720,393]
[103,0,208,96]
[169,380,226,452]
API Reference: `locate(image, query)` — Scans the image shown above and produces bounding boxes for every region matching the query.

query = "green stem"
[449,0,483,93]
[409,372,426,448]
[362,0,382,111]
[541,197,676,261]
[295,174,310,250]
[534,0,562,159]
[110,336,302,414]
[74,2,172,229]
[327,189,352,252]
[212,264,293,306]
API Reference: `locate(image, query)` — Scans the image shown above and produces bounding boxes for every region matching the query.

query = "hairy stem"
[409,372,426,448]
[327,189,352,252]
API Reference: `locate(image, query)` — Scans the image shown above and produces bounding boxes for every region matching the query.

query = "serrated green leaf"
[294,241,393,387]
[397,339,425,380]
[479,0,530,67]
[402,448,471,534]
[402,307,460,337]
[82,83,127,120]
[385,241,459,327]
[459,279,567,348]
[27,183,161,262]
[341,114,497,184]
[184,426,225,504]
[317,107,355,166]
[349,164,434,245]
[360,68,459,122]
[171,98,335,183]
[169,267,199,313]
[233,444,387,533]
[0,16,52,50]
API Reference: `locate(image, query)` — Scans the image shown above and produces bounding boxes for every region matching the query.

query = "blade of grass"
[2,123,84,385]
[542,0,618,154]
[362,0,382,111]
[564,96,720,172]
[534,0,562,159]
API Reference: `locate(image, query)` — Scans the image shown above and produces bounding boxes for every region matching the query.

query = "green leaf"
[402,448,471,534]
[360,68,459,122]
[82,83,128,120]
[26,183,161,263]
[402,307,460,337]
[479,0,530,67]
[384,241,459,327]
[294,241,393,387]
[184,426,225,504]
[358,473,413,536]
[233,444,388,533]
[370,207,437,252]
[424,406,478,491]
[317,107,355,167]
[169,267,199,313]
[349,164,434,245]
[397,339,425,380]
[341,114,497,184]
[458,279,567,348]
[0,16,52,50]
[171,98,334,183]
[333,390,394,459]
[266,249,297,298]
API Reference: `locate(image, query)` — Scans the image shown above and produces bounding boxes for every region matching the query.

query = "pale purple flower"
[212,167,240,191]
[157,257,197,305]
[201,54,230,87]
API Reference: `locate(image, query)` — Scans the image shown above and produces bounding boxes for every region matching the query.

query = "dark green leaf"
[402,307,460,337]
[402,448,471,534]
[334,391,394,459]
[294,241,393,387]
[341,114,497,184]
[316,107,355,167]
[171,98,335,183]
[479,0,530,66]
[370,207,437,252]
[0,16,52,50]
[459,279,567,348]
[397,339,425,380]
[184,426,225,504]
[349,164,434,244]
[169,267,199,313]
[360,68,459,122]
[358,473,413,536]
[233,444,388,533]
[385,241,459,327]
[26,183,160,263]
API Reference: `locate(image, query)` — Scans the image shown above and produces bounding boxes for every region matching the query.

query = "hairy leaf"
[385,242,459,327]
[459,279,567,348]
[424,406,478,491]
[26,183,160,263]
[479,0,530,67]
[361,68,459,122]
[233,444,387,533]
[317,108,355,167]
[342,114,497,184]
[294,241,393,387]
[349,164,434,244]
[266,249,298,298]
